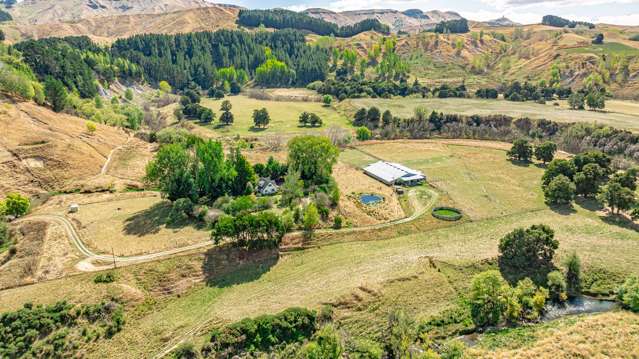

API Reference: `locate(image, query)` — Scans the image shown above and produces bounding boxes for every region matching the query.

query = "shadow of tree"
[548,203,577,216]
[507,159,531,167]
[202,245,279,288]
[249,126,268,132]
[575,197,604,212]
[534,163,548,169]
[123,201,204,236]
[600,213,639,232]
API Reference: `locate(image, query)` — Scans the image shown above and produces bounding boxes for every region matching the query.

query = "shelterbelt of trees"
[353,106,639,164]
[15,29,329,96]
[237,9,390,37]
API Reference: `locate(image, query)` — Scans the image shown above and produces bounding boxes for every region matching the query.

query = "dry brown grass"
[468,311,639,358]
[5,6,239,44]
[333,162,404,226]
[0,101,128,197]
[35,192,210,256]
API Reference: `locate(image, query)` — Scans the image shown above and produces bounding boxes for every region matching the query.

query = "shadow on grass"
[534,163,548,169]
[202,245,279,288]
[507,159,531,167]
[575,197,604,212]
[249,126,268,132]
[123,201,205,236]
[548,203,577,216]
[599,213,639,232]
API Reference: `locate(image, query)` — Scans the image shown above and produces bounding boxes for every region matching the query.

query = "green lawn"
[199,95,349,137]
[564,42,639,56]
[340,97,639,131]
[341,141,545,220]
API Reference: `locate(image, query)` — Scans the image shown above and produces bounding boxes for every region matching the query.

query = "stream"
[458,296,619,347]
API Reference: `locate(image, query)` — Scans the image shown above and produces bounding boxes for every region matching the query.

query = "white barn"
[363,161,425,186]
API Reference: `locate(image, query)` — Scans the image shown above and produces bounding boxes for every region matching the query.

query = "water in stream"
[458,296,618,347]
[542,296,618,321]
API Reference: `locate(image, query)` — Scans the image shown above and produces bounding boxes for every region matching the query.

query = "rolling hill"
[2,5,240,43]
[302,8,462,33]
[2,0,225,24]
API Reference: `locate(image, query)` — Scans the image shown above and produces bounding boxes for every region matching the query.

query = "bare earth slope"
[3,6,240,43]
[0,101,129,198]
[5,0,219,24]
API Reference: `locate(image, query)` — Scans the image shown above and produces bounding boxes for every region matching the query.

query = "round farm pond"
[432,207,463,221]
[360,193,384,205]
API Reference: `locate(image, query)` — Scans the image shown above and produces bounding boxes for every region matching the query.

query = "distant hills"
[485,16,520,27]
[302,8,463,33]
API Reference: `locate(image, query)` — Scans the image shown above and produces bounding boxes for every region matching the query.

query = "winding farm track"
[14,214,213,271]
[14,187,437,272]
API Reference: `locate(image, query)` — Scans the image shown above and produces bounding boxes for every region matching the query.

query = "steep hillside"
[3,0,223,24]
[302,8,462,33]
[0,100,129,198]
[329,24,639,98]
[2,6,240,43]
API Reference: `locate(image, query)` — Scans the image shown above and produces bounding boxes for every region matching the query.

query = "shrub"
[356,126,372,141]
[332,215,343,229]
[172,342,199,358]
[350,339,383,359]
[547,270,568,303]
[303,203,320,231]
[93,272,116,284]
[206,307,316,355]
[86,121,97,134]
[0,218,8,246]
[469,270,508,327]
[223,195,256,216]
[564,252,581,298]
[169,198,194,223]
[618,276,639,312]
[300,325,343,359]
[2,192,30,217]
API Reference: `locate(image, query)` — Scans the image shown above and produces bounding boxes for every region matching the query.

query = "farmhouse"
[257,178,279,195]
[363,161,425,186]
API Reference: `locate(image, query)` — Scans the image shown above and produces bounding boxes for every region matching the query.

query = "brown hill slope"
[4,0,220,24]
[0,101,129,198]
[302,8,462,33]
[3,6,240,43]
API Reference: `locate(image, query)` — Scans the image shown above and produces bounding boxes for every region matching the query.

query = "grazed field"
[341,97,639,131]
[342,140,545,219]
[35,192,210,256]
[1,140,636,358]
[200,95,349,137]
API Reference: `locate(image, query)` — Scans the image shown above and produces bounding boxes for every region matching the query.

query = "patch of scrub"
[360,193,383,205]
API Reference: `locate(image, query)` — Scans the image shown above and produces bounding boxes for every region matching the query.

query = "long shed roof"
[363,161,424,183]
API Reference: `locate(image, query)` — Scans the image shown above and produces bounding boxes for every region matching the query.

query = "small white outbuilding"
[68,203,79,213]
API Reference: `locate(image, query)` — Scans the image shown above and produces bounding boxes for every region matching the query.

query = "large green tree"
[498,224,559,285]
[145,144,196,201]
[469,270,508,327]
[287,136,339,186]
[597,181,636,214]
[507,139,533,162]
[544,174,576,205]
[534,141,557,164]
